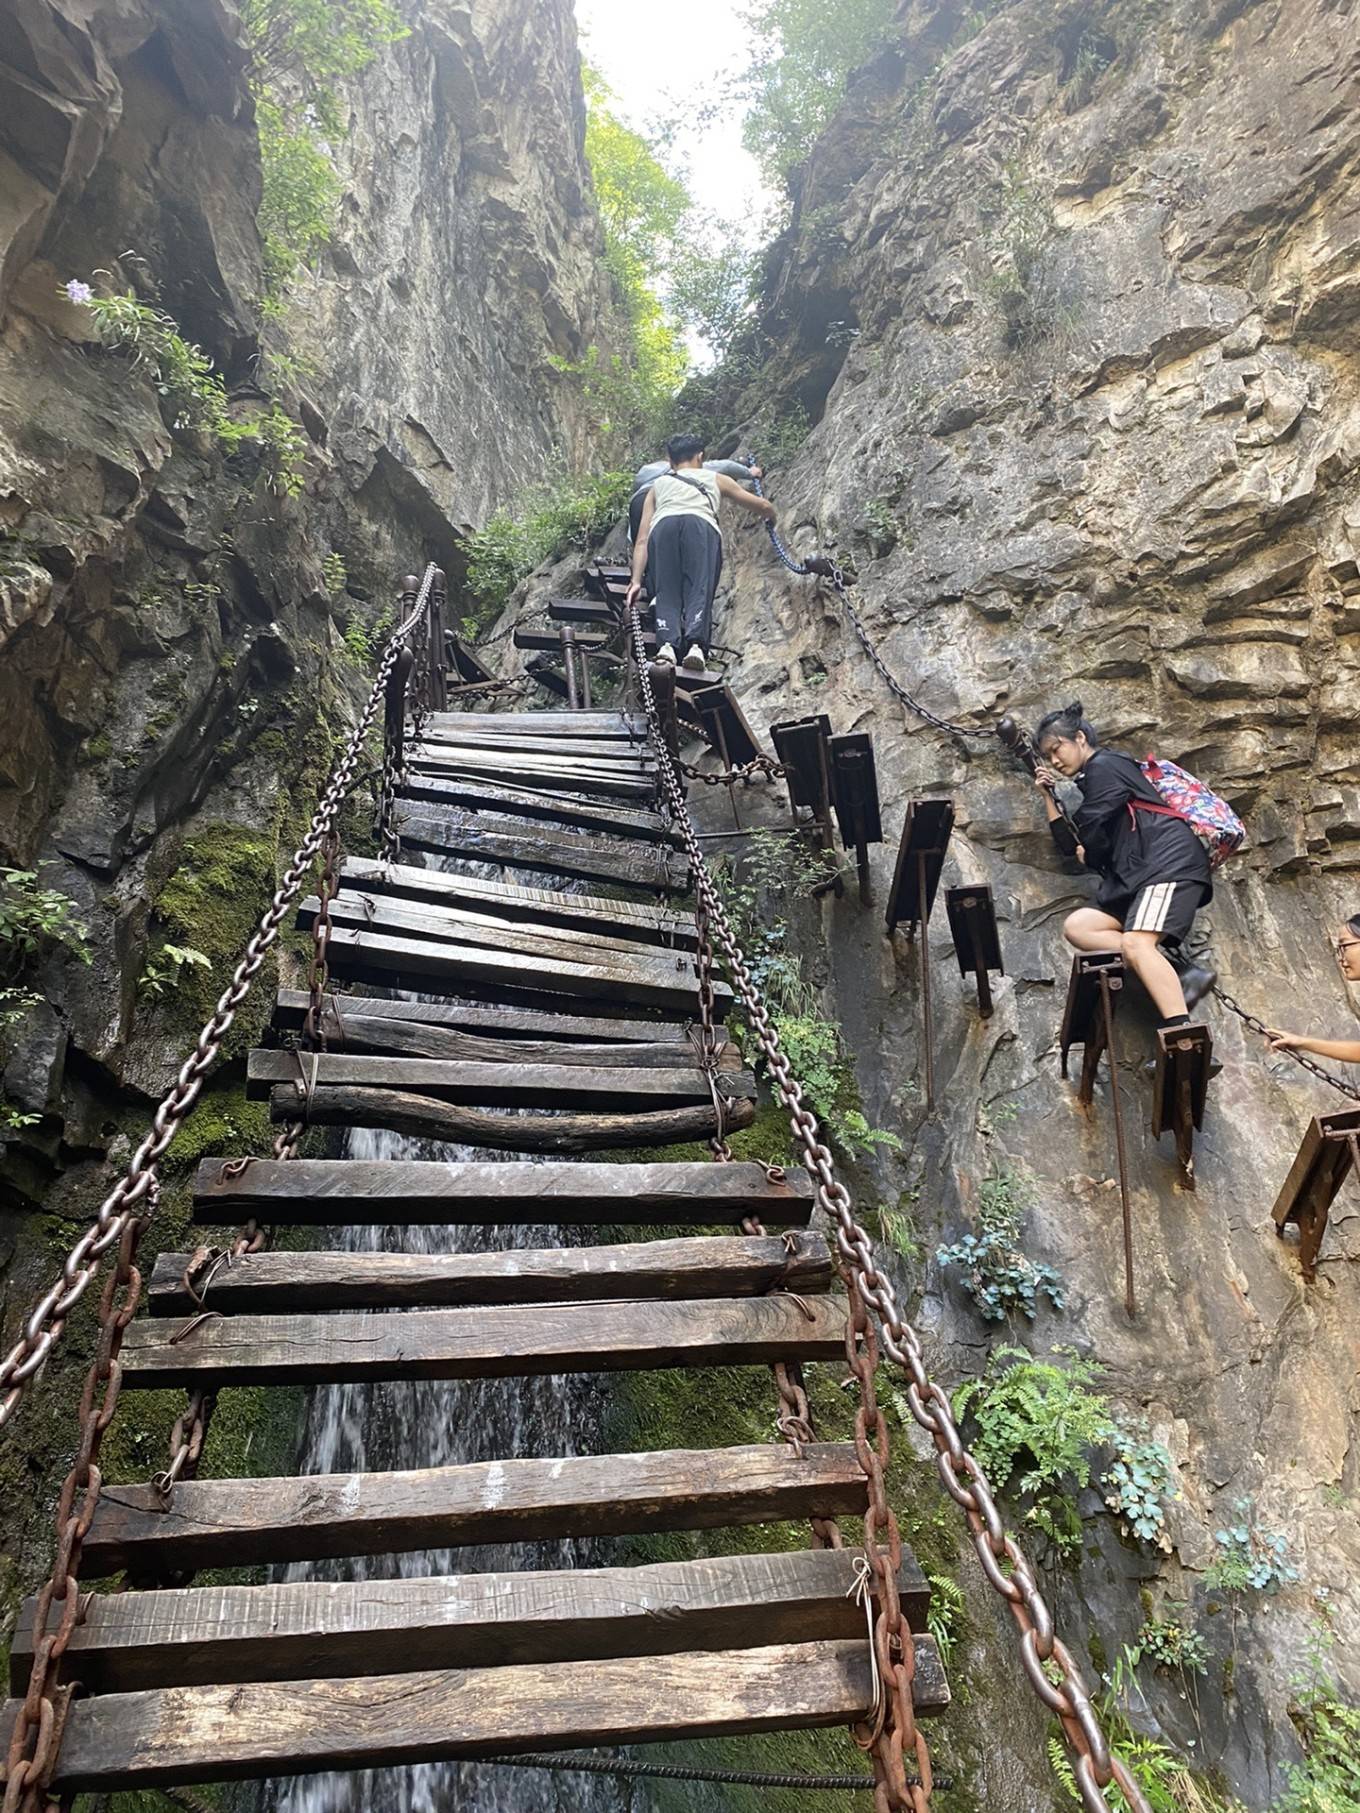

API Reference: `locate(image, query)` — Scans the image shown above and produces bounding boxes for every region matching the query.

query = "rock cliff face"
[701,0,1360,1803]
[0,0,615,1644]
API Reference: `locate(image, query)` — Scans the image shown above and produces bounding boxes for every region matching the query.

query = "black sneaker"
[1178,962,1217,1010]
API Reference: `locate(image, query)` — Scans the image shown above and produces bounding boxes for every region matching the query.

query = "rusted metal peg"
[1058,951,1134,1315]
[428,567,448,710]
[1271,1109,1360,1279]
[944,885,1004,1019]
[1150,1022,1213,1190]
[559,623,581,709]
[1099,969,1136,1319]
[917,851,936,1113]
[828,732,882,906]
[885,800,954,1116]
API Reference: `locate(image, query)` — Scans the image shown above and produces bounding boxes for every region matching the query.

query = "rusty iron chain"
[629,605,1151,1813]
[1211,984,1360,1104]
[681,753,788,787]
[0,567,437,1434]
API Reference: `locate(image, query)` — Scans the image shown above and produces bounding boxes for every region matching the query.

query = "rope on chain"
[628,603,1152,1813]
[754,478,1360,1112]
[0,567,437,1813]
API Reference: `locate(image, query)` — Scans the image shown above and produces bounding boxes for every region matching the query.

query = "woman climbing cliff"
[625,433,776,670]
[1264,916,1360,1062]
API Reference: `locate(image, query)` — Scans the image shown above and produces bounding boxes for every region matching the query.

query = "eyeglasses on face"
[1334,939,1360,959]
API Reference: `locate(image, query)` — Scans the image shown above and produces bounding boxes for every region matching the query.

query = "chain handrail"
[0,566,437,1433]
[628,604,1151,1813]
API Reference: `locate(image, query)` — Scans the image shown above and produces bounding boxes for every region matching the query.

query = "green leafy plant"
[1274,1631,1360,1812]
[1048,1727,1242,1813]
[1125,1610,1210,1679]
[736,0,898,185]
[142,943,213,998]
[322,552,348,594]
[926,1572,965,1668]
[1103,1422,1176,1548]
[952,1345,1111,1556]
[937,1164,1065,1322]
[1205,1499,1301,1596]
[0,868,90,974]
[461,469,631,623]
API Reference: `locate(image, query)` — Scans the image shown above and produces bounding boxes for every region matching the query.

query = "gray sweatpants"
[647,516,723,652]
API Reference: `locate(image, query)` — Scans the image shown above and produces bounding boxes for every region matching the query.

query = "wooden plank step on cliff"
[6,701,945,1797]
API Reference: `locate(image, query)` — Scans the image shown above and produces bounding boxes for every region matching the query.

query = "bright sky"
[572,0,776,241]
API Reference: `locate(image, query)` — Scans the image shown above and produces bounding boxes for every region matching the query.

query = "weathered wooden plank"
[83,1442,864,1574]
[271,1009,736,1071]
[391,806,690,892]
[409,739,655,776]
[148,1232,832,1314]
[272,990,692,1045]
[301,888,689,965]
[331,863,696,944]
[423,709,647,737]
[317,925,721,1013]
[192,1157,814,1227]
[13,1549,932,1696]
[396,774,682,845]
[265,1084,757,1153]
[407,748,658,801]
[120,1295,849,1388]
[247,1049,755,1110]
[418,728,651,761]
[4,1642,894,1789]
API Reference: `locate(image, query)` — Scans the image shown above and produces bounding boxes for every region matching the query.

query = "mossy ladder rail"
[4,700,947,1798]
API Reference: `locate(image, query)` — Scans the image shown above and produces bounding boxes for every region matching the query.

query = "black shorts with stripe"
[1108,880,1209,946]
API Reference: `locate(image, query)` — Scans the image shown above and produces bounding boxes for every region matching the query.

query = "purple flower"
[64,279,94,305]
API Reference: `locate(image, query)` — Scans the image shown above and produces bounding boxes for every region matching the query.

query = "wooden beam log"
[323,861,696,942]
[247,1049,754,1111]
[83,1442,865,1575]
[270,1009,735,1071]
[148,1232,833,1314]
[271,991,692,1045]
[422,709,647,737]
[2,1642,899,1790]
[396,774,682,845]
[12,1550,932,1696]
[315,925,719,1015]
[417,728,651,761]
[406,748,658,801]
[391,807,690,893]
[191,1158,815,1228]
[119,1295,849,1388]
[301,888,689,966]
[264,1084,756,1152]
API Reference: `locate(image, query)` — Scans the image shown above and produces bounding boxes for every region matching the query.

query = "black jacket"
[1050,748,1212,905]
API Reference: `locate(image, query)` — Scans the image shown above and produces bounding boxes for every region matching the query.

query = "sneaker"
[654,642,677,666]
[1178,962,1217,1010]
[682,644,706,672]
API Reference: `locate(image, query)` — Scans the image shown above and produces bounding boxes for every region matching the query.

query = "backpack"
[1133,756,1246,870]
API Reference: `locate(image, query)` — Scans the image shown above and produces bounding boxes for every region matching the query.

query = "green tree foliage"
[461,470,631,622]
[739,0,898,186]
[568,71,690,451]
[241,0,407,296]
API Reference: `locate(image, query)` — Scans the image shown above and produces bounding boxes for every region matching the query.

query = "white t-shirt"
[650,469,723,537]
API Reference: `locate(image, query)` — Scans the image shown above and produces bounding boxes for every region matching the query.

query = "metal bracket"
[944,885,1004,1019]
[828,733,883,906]
[1059,952,1136,1317]
[885,800,955,1113]
[1150,1023,1212,1191]
[772,715,838,885]
[1271,1109,1360,1279]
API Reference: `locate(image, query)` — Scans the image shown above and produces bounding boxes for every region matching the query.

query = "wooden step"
[119,1295,849,1389]
[392,806,690,892]
[148,1232,833,1314]
[266,1009,736,1070]
[335,857,696,946]
[264,1085,755,1153]
[407,746,659,801]
[192,1158,814,1228]
[423,709,647,738]
[2,1641,903,1791]
[314,925,722,1014]
[83,1441,866,1574]
[247,1050,755,1112]
[548,597,650,629]
[395,775,682,845]
[12,1549,933,1696]
[300,887,689,966]
[272,991,693,1046]
[417,726,651,760]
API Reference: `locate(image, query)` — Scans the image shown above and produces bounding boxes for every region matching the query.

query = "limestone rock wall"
[703,1,1360,1803]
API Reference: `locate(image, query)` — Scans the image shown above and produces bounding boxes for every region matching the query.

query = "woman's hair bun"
[1067,698,1084,717]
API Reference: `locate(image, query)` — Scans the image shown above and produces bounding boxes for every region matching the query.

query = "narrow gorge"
[2,2,1359,1810]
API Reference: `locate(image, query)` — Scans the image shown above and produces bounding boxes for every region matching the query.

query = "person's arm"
[625,490,656,605]
[706,459,759,486]
[1264,1029,1360,1063]
[1071,753,1131,871]
[1034,768,1083,863]
[716,471,775,519]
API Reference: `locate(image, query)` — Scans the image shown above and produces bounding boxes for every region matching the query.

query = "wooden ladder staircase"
[5,705,946,1797]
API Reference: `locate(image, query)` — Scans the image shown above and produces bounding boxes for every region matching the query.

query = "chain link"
[0,568,437,1435]
[629,605,1150,1813]
[681,753,788,787]
[1211,985,1360,1104]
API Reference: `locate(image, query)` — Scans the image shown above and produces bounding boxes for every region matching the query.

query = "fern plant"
[925,1573,965,1667]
